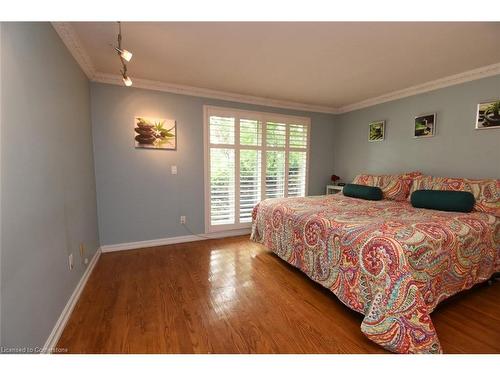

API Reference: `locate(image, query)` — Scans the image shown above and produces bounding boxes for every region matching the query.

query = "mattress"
[251,194,500,353]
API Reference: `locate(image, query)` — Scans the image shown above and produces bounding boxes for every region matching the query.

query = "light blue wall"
[2,21,499,350]
[334,74,500,182]
[90,83,336,246]
[1,23,99,349]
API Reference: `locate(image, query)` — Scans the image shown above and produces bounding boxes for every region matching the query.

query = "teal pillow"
[343,183,383,201]
[411,190,475,212]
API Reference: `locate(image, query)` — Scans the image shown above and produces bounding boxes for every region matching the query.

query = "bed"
[250,176,500,354]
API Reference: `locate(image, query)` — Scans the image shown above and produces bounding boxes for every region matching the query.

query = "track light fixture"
[122,69,133,86]
[116,22,133,86]
[115,47,133,62]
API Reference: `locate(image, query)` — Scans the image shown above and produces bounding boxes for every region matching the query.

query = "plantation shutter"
[239,118,262,223]
[206,107,310,232]
[264,122,286,199]
[209,115,236,226]
[287,124,308,197]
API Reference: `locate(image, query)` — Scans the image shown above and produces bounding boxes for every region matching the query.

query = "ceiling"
[63,22,500,113]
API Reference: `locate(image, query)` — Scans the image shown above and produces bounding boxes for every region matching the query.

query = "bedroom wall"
[333,74,500,181]
[90,83,336,246]
[0,23,99,350]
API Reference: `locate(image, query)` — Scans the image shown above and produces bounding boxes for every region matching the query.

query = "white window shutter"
[206,107,310,232]
[239,149,261,223]
[209,148,235,225]
[288,151,307,197]
[265,151,286,198]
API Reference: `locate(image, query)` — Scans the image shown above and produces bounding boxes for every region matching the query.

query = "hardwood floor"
[57,235,500,354]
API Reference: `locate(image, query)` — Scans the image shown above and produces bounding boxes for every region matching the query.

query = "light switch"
[171,165,177,175]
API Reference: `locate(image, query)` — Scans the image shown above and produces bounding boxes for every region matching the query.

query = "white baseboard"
[41,247,101,353]
[40,229,249,351]
[101,228,252,253]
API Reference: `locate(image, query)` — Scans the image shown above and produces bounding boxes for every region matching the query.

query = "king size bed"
[250,174,500,354]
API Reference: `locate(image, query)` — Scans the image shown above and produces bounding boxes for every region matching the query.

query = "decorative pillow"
[352,174,377,187]
[352,171,421,201]
[343,184,383,201]
[410,176,500,216]
[411,190,475,213]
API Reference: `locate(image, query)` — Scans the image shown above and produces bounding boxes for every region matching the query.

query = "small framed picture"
[414,113,436,138]
[134,117,177,150]
[368,120,385,142]
[475,100,500,130]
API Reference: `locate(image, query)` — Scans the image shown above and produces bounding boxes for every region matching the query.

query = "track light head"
[122,74,133,87]
[116,22,133,87]
[115,47,133,62]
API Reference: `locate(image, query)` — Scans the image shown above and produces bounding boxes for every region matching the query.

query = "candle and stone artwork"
[134,117,177,150]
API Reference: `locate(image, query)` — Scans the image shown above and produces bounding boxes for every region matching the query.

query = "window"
[204,106,310,232]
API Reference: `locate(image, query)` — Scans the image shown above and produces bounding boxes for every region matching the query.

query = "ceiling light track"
[116,21,133,86]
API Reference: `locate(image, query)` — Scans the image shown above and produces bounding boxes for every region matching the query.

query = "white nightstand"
[326,185,344,195]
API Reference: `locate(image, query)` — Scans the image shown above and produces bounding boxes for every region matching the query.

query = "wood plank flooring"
[57,235,500,354]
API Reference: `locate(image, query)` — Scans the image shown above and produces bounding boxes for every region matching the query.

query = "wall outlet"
[68,253,74,270]
[180,215,186,224]
[84,257,89,265]
[171,165,177,175]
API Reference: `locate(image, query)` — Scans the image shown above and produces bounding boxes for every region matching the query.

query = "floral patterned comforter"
[250,194,500,354]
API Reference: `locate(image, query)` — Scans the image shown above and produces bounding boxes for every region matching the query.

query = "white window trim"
[203,105,311,233]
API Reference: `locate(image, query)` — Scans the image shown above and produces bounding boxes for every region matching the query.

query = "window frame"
[203,105,311,233]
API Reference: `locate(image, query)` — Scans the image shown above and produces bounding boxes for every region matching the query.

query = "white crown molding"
[51,21,337,114]
[51,22,337,114]
[337,62,500,113]
[92,72,339,114]
[52,21,500,115]
[42,247,101,353]
[51,22,96,80]
[101,228,251,253]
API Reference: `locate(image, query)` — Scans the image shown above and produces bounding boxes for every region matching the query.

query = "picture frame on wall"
[414,113,436,138]
[134,117,177,150]
[475,100,500,130]
[368,120,385,142]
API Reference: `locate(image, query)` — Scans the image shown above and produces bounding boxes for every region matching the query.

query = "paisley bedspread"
[250,194,500,354]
